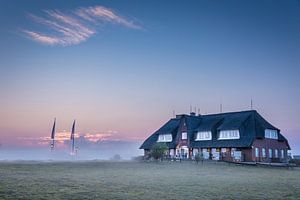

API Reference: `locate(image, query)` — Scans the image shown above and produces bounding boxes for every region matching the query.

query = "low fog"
[0,140,143,161]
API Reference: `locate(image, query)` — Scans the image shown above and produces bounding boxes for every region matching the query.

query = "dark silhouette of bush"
[195,152,204,164]
[150,143,168,160]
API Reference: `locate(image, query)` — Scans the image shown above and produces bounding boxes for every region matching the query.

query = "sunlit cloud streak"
[75,6,142,30]
[17,131,113,147]
[22,30,60,45]
[22,5,141,46]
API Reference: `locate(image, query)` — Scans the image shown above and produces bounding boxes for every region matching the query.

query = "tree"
[150,143,168,160]
[195,152,204,164]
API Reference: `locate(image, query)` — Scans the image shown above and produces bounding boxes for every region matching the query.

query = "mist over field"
[0,140,143,160]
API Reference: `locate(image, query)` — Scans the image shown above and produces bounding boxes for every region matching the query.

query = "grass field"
[0,161,299,200]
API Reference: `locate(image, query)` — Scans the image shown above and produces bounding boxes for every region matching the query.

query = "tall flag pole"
[50,118,56,150]
[70,120,76,155]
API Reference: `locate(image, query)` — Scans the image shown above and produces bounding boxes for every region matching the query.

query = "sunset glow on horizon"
[0,0,300,156]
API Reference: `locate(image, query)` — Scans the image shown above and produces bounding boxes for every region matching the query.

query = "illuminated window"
[281,150,285,159]
[262,148,266,157]
[157,134,172,142]
[275,149,278,158]
[255,148,259,157]
[269,149,273,158]
[195,131,212,141]
[265,129,278,139]
[218,130,240,140]
[182,132,187,140]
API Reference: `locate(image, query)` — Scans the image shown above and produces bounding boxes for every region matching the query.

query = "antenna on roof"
[172,110,175,118]
[251,99,253,110]
[198,108,200,115]
[220,103,223,113]
[190,105,192,113]
[194,107,196,113]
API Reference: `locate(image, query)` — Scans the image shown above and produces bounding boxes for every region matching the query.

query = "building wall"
[251,138,289,162]
[242,148,253,162]
[175,117,188,147]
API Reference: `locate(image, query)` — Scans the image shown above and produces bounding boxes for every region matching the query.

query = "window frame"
[281,149,285,159]
[218,130,240,140]
[275,149,278,158]
[181,132,187,140]
[262,148,266,157]
[269,148,273,158]
[264,129,278,139]
[195,131,212,141]
[255,147,259,158]
[157,134,172,142]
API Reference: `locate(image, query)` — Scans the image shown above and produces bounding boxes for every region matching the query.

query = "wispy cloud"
[22,5,142,46]
[75,6,142,30]
[22,30,60,45]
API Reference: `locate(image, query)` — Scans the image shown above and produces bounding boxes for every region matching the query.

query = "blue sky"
[0,0,299,154]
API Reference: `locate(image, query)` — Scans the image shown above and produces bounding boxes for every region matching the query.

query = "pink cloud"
[22,5,142,46]
[22,30,60,45]
[16,131,116,148]
[75,6,142,30]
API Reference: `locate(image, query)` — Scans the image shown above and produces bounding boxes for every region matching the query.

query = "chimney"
[190,112,196,116]
[176,114,183,119]
[198,108,201,116]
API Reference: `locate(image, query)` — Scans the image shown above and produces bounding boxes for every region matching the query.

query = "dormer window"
[265,129,278,139]
[218,130,240,140]
[195,131,212,141]
[182,132,187,140]
[157,134,172,142]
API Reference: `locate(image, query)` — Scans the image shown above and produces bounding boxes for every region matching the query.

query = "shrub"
[195,152,204,164]
[150,143,168,160]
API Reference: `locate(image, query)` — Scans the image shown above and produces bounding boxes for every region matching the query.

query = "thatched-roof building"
[140,110,290,162]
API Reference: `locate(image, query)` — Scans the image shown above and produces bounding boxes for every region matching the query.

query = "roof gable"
[139,118,180,149]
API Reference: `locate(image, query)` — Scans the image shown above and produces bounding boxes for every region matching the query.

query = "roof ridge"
[201,110,256,117]
[174,110,257,119]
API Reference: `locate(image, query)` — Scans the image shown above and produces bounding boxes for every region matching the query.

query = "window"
[192,148,199,156]
[218,130,240,140]
[182,132,187,140]
[265,129,278,139]
[195,131,212,141]
[275,149,278,158]
[255,148,259,157]
[157,134,172,142]
[281,150,285,159]
[262,148,266,157]
[269,149,273,158]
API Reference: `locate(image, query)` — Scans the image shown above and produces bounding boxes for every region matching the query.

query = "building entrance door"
[177,146,189,159]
